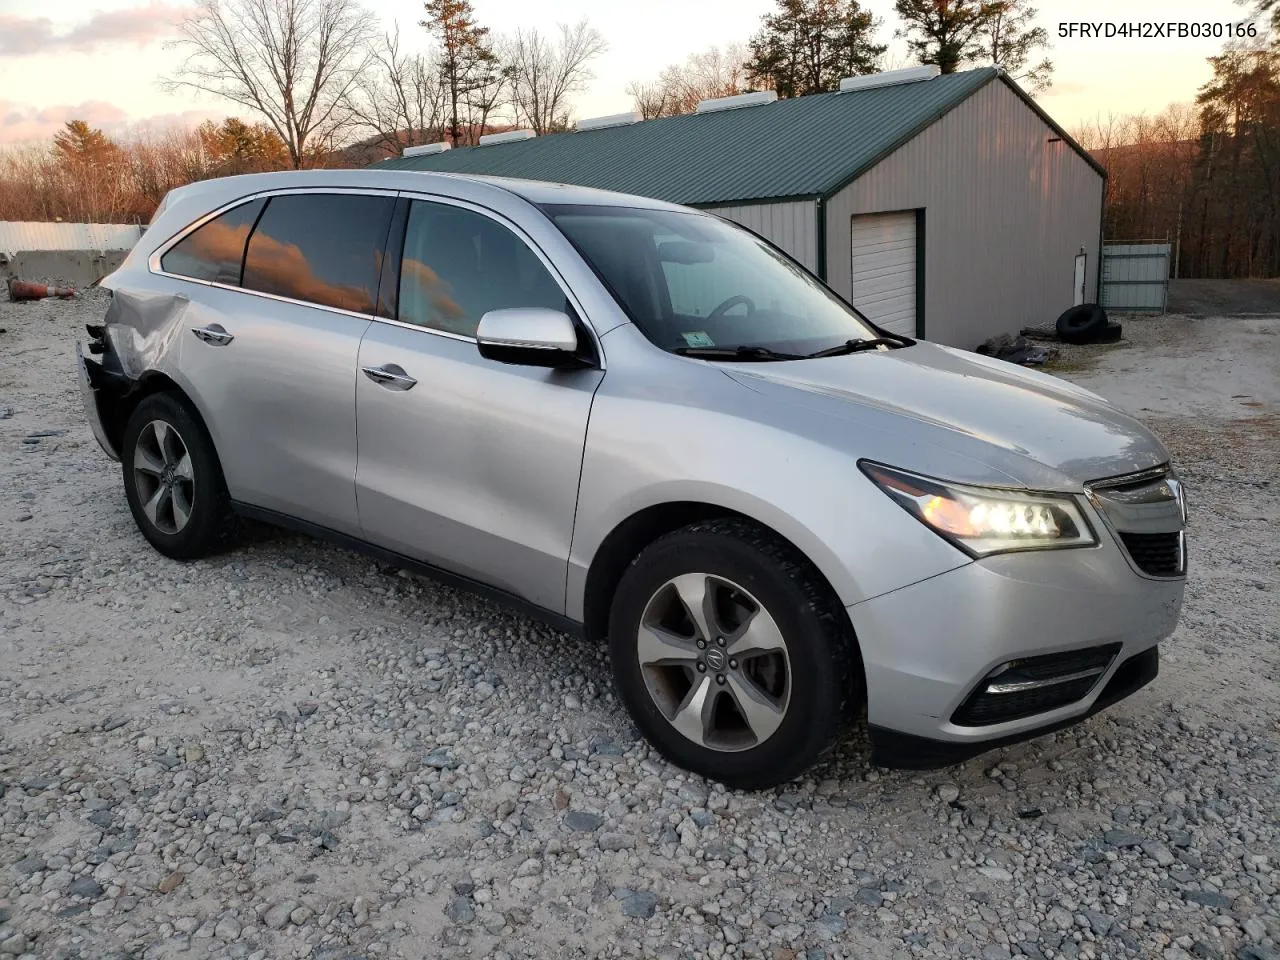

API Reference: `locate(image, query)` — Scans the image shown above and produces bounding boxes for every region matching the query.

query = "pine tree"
[197,118,290,174]
[53,121,117,165]
[746,0,887,99]
[893,0,988,75]
[421,0,501,145]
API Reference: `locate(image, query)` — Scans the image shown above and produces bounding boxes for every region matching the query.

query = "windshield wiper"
[803,334,914,359]
[673,345,806,362]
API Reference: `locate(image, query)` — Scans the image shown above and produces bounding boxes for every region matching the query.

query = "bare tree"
[625,80,672,120]
[168,0,376,168]
[978,0,1052,92]
[507,20,607,134]
[346,28,447,156]
[626,44,754,119]
[464,59,512,141]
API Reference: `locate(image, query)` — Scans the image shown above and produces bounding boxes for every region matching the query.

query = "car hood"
[724,341,1170,489]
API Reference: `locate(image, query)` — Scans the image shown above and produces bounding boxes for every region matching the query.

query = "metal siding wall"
[825,81,1104,348]
[703,200,819,272]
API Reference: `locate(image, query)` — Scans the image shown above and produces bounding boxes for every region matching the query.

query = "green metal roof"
[378,68,1013,205]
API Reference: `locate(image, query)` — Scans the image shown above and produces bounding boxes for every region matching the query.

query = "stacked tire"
[1056,304,1122,345]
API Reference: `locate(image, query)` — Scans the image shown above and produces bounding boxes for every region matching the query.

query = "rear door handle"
[361,363,418,391]
[191,324,234,346]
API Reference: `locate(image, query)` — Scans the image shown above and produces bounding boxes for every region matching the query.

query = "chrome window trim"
[365,314,475,344]
[147,185,606,366]
[383,190,605,369]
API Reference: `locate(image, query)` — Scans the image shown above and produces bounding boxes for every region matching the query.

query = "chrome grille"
[1087,467,1187,579]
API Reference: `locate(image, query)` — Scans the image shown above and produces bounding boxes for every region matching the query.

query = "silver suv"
[78,170,1187,788]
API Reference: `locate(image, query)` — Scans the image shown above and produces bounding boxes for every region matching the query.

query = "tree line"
[0,118,291,225]
[0,0,1276,279]
[0,0,1054,224]
[619,0,1054,120]
[1076,44,1280,279]
[165,0,1056,156]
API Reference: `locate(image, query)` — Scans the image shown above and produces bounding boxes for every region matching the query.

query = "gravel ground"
[1,295,1277,960]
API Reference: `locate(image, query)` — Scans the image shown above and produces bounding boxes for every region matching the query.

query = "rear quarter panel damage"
[79,289,194,458]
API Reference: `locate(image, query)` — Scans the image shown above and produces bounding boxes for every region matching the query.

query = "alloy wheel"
[132,419,195,535]
[637,573,791,752]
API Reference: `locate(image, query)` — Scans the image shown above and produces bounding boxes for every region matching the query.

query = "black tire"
[1055,303,1108,344]
[1096,321,1124,343]
[121,391,236,560]
[607,518,861,790]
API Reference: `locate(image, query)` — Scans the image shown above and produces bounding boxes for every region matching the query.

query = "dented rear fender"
[76,289,194,461]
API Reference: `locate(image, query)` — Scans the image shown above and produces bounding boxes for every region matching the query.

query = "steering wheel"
[707,294,756,322]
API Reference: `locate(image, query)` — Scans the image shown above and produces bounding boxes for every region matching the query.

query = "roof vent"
[478,129,537,146]
[576,111,643,132]
[401,141,451,157]
[695,90,778,114]
[839,65,941,94]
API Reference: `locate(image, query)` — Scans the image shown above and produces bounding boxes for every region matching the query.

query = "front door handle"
[361,363,418,391]
[191,324,234,346]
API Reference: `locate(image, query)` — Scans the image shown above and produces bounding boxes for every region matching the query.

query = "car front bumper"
[846,544,1184,769]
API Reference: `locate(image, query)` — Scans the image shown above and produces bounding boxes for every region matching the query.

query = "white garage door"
[850,211,917,337]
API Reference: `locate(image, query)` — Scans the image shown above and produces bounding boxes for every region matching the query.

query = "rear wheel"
[608,519,860,789]
[121,392,235,559]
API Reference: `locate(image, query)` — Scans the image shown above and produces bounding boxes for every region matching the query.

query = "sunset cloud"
[0,2,193,57]
[0,100,128,143]
[0,100,221,144]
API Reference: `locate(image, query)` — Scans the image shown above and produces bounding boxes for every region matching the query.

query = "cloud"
[0,2,193,57]
[0,100,222,144]
[0,100,128,143]
[124,109,226,135]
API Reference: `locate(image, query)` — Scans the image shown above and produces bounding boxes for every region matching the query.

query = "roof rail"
[478,129,537,146]
[839,65,940,94]
[695,90,778,114]
[402,142,450,157]
[576,111,643,132]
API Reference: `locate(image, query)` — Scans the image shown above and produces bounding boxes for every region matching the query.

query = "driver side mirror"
[475,308,587,369]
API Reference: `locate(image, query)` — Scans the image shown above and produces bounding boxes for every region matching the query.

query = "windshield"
[541,204,880,357]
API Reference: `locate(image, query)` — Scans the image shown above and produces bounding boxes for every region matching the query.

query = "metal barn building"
[380,67,1106,348]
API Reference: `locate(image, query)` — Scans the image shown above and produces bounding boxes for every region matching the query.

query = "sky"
[0,0,1268,145]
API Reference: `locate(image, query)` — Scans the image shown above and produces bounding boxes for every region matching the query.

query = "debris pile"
[974,334,1053,365]
[976,303,1125,365]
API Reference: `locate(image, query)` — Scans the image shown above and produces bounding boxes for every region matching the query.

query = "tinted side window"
[243,193,394,314]
[160,198,265,285]
[399,200,567,336]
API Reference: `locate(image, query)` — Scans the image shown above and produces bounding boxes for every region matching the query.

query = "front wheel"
[608,519,861,789]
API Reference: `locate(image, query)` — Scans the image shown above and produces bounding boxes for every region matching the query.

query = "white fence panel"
[0,221,143,255]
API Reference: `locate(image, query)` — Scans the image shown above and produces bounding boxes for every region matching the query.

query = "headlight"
[860,462,1097,556]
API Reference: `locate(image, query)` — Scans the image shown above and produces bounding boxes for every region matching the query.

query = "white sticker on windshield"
[681,331,715,347]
